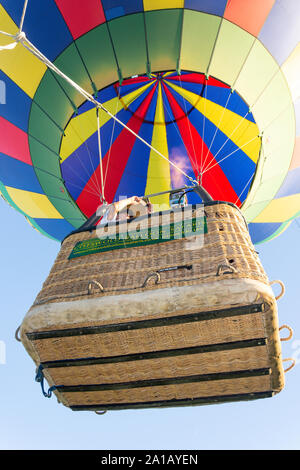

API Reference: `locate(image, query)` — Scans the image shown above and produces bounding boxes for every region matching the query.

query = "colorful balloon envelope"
[0,0,300,244]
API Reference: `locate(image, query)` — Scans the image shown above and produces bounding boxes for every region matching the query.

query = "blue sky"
[0,197,299,450]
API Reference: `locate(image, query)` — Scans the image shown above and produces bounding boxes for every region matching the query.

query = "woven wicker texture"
[31,312,266,362]
[62,375,272,407]
[20,203,284,410]
[46,345,269,386]
[33,203,268,306]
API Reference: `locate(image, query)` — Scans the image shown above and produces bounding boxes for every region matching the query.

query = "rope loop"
[279,324,293,342]
[282,358,296,373]
[142,272,161,288]
[270,280,285,300]
[14,31,26,43]
[15,325,22,342]
[35,365,56,398]
[88,280,104,295]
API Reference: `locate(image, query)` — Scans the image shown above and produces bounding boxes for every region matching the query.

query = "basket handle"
[216,263,237,276]
[282,358,296,373]
[88,280,104,294]
[270,280,285,300]
[142,272,161,288]
[279,324,293,342]
[15,325,22,342]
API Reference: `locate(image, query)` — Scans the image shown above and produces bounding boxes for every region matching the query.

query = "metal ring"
[142,272,161,288]
[95,410,107,415]
[270,280,285,300]
[279,325,293,342]
[88,280,104,295]
[282,358,296,373]
[15,325,22,342]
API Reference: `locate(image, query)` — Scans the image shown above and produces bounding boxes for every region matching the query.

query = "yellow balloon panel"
[0,5,46,98]
[253,194,300,223]
[143,0,184,11]
[144,83,171,208]
[5,187,63,219]
[166,81,261,163]
[60,81,154,162]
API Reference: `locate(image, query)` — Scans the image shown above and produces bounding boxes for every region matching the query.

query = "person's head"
[127,199,149,218]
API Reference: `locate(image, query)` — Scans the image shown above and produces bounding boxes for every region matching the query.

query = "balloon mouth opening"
[60,69,261,220]
[111,71,255,126]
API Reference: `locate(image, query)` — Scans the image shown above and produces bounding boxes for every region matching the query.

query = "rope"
[0,31,26,50]
[203,134,260,175]
[78,110,104,197]
[96,107,105,203]
[0,30,15,37]
[234,170,256,206]
[200,76,209,177]
[104,98,119,190]
[269,279,285,301]
[60,142,104,199]
[142,272,161,288]
[279,325,293,342]
[282,358,296,373]
[64,174,103,200]
[177,74,198,173]
[35,365,56,398]
[88,280,104,294]
[19,0,29,32]
[0,0,27,49]
[15,326,22,342]
[203,109,251,173]
[201,88,232,172]
[161,81,197,172]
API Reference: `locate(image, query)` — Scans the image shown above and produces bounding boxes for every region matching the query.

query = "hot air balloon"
[0,0,298,412]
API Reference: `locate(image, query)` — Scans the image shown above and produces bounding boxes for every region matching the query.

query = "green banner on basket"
[68,216,207,259]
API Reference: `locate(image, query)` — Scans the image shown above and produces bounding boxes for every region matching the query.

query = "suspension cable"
[234,170,256,206]
[104,98,119,190]
[177,73,198,174]
[200,76,209,179]
[203,134,260,174]
[66,119,104,197]
[96,107,105,203]
[202,109,252,173]
[19,0,29,32]
[201,87,232,172]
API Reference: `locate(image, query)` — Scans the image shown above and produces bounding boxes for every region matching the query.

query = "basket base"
[20,278,284,411]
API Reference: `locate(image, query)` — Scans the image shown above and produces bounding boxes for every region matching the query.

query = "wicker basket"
[20,202,285,411]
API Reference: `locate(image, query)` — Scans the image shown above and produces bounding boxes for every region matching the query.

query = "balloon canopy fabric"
[0,0,299,243]
[60,72,261,218]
